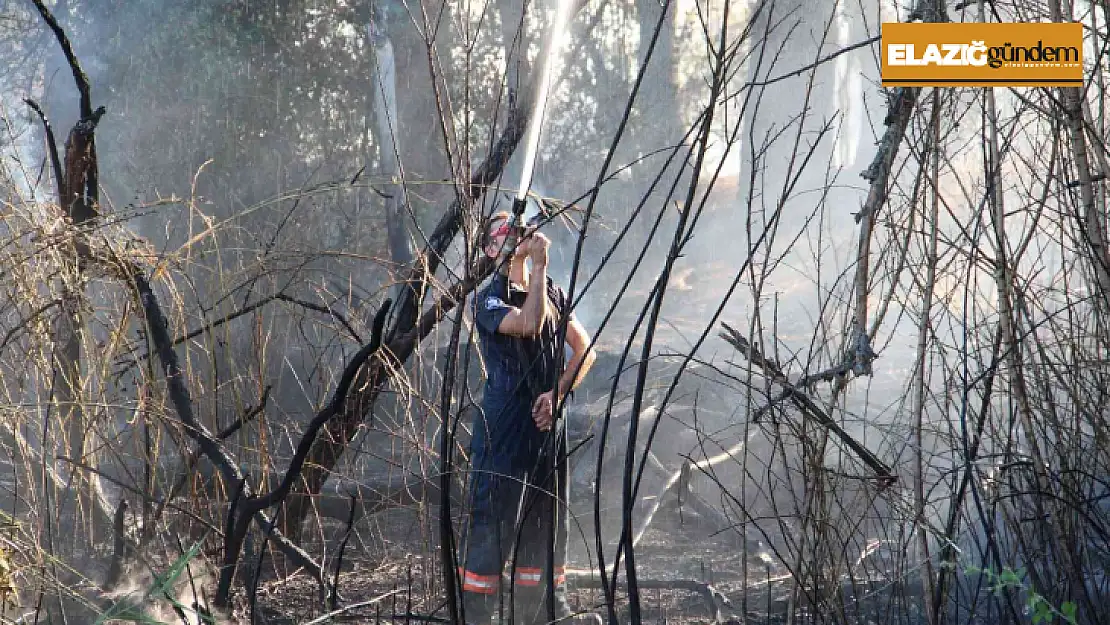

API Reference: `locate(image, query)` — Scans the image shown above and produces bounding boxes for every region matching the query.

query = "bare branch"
[22,99,63,202]
[720,322,895,483]
[28,0,92,117]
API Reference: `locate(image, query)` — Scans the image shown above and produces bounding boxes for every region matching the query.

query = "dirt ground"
[250,498,814,625]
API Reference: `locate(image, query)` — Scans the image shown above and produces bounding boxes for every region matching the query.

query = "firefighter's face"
[485,218,517,259]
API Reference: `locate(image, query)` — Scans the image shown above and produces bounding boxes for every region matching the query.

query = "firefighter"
[461,210,597,624]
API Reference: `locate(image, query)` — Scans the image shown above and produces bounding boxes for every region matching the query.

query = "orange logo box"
[881,22,1083,87]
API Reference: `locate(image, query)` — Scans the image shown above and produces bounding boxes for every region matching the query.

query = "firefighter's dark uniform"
[462,271,571,624]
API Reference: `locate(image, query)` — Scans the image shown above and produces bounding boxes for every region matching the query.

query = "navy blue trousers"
[461,390,569,623]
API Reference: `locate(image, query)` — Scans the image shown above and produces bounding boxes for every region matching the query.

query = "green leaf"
[94,540,205,625]
[148,539,204,598]
[1035,599,1054,624]
[1061,601,1078,624]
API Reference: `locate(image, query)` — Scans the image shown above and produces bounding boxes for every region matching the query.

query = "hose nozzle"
[511,196,528,222]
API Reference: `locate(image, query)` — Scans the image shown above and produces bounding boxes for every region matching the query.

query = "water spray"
[496,0,576,278]
[485,6,579,622]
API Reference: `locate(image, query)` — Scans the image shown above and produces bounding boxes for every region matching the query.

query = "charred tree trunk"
[281,0,586,532]
[281,197,514,539]
[27,0,113,557]
[53,104,110,551]
[20,5,117,622]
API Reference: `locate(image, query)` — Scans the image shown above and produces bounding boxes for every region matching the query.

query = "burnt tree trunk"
[28,0,113,555]
[52,106,112,551]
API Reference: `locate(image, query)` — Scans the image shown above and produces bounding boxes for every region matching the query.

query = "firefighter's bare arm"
[494,233,550,338]
[560,315,595,397]
[532,314,596,432]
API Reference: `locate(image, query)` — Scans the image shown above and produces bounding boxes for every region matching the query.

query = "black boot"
[512,586,578,625]
[463,591,497,625]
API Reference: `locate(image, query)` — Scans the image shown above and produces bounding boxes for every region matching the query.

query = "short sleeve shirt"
[474,272,569,404]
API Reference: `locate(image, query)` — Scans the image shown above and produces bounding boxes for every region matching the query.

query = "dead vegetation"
[0,0,1109,624]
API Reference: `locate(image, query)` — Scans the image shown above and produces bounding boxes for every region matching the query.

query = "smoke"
[104,560,219,625]
[11,0,1103,618]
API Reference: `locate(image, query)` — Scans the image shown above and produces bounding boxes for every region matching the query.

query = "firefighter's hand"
[532,389,557,432]
[522,232,550,267]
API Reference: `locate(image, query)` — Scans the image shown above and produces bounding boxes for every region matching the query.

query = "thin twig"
[299,591,402,625]
[275,294,362,342]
